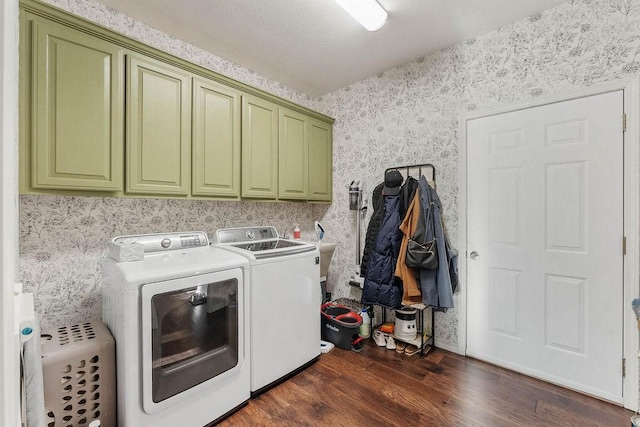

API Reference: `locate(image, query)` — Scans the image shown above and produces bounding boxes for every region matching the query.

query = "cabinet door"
[278,108,308,200]
[192,78,240,197]
[127,55,191,195]
[31,20,124,191]
[241,95,278,199]
[308,119,333,202]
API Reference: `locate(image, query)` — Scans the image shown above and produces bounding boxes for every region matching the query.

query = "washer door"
[140,269,244,414]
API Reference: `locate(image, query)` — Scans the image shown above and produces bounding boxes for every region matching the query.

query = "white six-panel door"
[466,91,624,403]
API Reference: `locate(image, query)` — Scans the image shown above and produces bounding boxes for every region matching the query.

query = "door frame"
[457,77,640,411]
[0,0,20,425]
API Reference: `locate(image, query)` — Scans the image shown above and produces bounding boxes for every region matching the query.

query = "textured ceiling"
[95,0,566,97]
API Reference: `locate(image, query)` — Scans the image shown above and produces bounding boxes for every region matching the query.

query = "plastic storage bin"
[41,321,116,427]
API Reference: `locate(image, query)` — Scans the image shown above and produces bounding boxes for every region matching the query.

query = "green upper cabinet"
[192,78,241,198]
[278,108,309,200]
[241,95,278,199]
[308,119,333,202]
[126,55,191,195]
[20,0,334,201]
[30,19,124,191]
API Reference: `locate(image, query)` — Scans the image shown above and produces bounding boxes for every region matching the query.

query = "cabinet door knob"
[469,251,479,260]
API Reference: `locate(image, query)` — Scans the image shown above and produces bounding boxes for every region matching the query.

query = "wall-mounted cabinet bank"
[19,0,333,203]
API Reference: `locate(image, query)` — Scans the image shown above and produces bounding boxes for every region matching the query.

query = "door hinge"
[623,113,627,132]
[623,236,627,255]
[623,358,626,377]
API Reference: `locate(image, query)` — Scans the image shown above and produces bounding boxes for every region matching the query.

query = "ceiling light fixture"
[333,0,388,32]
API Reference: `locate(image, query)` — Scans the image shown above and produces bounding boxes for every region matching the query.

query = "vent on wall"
[40,321,116,427]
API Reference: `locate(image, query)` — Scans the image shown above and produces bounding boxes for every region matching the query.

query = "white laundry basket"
[41,321,116,427]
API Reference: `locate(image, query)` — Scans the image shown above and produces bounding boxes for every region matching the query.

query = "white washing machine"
[212,226,320,396]
[102,232,250,426]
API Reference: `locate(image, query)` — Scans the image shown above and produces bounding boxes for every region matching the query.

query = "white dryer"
[102,232,250,426]
[213,226,320,396]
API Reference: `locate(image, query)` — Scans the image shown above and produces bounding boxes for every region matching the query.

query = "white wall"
[1,0,21,423]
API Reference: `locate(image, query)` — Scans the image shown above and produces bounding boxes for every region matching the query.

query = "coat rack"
[379,162,437,358]
[385,163,435,190]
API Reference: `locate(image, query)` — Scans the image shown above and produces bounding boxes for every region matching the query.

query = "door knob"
[470,251,479,260]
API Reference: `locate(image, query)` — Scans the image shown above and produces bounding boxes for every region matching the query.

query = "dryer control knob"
[161,238,171,249]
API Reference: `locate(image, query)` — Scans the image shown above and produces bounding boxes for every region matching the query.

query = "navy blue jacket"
[360,182,384,277]
[361,193,403,309]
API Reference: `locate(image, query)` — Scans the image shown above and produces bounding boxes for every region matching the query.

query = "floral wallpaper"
[315,0,640,350]
[19,0,640,355]
[20,196,322,326]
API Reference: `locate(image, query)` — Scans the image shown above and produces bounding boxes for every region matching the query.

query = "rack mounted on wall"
[379,162,437,358]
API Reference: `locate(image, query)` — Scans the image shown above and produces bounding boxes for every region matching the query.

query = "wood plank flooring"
[218,341,633,426]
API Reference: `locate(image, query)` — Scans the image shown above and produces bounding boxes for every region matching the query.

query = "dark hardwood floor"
[219,340,633,426]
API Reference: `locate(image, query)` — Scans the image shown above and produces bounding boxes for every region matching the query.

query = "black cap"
[383,170,403,196]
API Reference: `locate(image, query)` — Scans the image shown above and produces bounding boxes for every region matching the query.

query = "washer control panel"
[215,226,279,244]
[112,231,209,253]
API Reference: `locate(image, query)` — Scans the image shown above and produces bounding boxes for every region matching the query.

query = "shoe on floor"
[386,336,397,350]
[395,342,408,353]
[404,344,420,356]
[373,330,387,347]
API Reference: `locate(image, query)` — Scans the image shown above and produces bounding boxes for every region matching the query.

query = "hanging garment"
[395,186,423,305]
[361,193,403,308]
[399,175,420,221]
[418,176,458,310]
[444,221,459,294]
[361,171,404,309]
[360,182,384,277]
[417,181,439,307]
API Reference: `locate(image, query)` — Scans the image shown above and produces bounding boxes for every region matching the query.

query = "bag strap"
[424,197,433,238]
[413,177,435,245]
